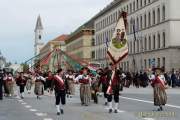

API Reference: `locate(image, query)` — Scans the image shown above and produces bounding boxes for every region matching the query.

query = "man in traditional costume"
[34,72,45,99]
[45,71,53,93]
[151,68,167,111]
[106,64,122,113]
[75,67,91,106]
[98,68,109,105]
[16,72,27,99]
[51,68,66,115]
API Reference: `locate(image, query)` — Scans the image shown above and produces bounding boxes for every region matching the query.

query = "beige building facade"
[66,29,94,63]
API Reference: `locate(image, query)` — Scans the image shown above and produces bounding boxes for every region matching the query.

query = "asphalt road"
[0,85,179,120]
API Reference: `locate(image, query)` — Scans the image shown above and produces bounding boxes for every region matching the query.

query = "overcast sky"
[0,0,113,63]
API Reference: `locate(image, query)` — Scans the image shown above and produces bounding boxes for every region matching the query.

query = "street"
[0,86,179,120]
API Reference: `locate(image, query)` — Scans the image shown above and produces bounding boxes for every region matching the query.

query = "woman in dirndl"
[151,67,167,111]
[75,67,91,106]
[65,70,75,98]
[34,73,45,99]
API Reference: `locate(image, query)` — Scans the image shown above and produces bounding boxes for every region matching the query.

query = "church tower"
[34,15,44,56]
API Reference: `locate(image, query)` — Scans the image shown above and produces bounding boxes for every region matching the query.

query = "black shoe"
[57,112,60,115]
[109,109,113,113]
[60,109,64,114]
[114,109,118,113]
[160,106,163,111]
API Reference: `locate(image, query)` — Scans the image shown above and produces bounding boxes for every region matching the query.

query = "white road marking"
[43,118,53,120]
[21,102,27,105]
[29,109,38,112]
[18,100,24,102]
[35,113,47,117]
[120,96,180,109]
[25,105,31,108]
[143,118,155,120]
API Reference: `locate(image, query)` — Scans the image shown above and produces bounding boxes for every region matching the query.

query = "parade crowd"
[0,65,179,115]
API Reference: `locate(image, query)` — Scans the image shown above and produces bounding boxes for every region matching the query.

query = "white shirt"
[75,74,92,84]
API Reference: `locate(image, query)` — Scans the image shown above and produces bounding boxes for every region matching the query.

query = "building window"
[144,37,147,51]
[153,35,156,49]
[157,8,160,23]
[137,40,139,52]
[153,58,156,67]
[148,59,151,68]
[130,3,132,13]
[162,57,165,69]
[140,39,143,52]
[133,1,136,11]
[153,10,156,24]
[127,61,129,72]
[163,32,166,48]
[133,41,136,53]
[162,6,166,21]
[157,58,160,67]
[127,5,129,13]
[140,15,143,29]
[136,17,139,31]
[158,33,161,48]
[149,36,151,50]
[91,51,95,59]
[148,12,151,27]
[144,14,147,28]
[92,38,95,46]
[140,0,143,7]
[130,41,132,53]
[144,0,147,6]
[144,59,147,69]
[136,0,139,10]
[148,0,151,4]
